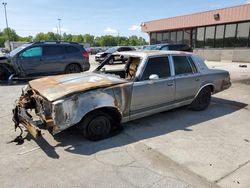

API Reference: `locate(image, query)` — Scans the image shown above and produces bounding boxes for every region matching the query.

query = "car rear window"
[43,46,64,56]
[141,56,171,80]
[65,46,80,54]
[172,56,193,75]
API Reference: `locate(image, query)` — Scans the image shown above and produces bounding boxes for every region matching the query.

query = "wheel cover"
[88,116,111,136]
[109,59,114,64]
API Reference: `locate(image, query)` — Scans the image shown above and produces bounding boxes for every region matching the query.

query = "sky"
[0,0,249,40]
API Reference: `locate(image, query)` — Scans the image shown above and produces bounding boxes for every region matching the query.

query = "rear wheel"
[190,87,211,111]
[79,111,114,141]
[65,64,81,74]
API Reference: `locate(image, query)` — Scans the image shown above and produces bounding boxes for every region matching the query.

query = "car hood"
[29,72,127,101]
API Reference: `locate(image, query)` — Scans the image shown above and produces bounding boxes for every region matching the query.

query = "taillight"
[82,52,89,58]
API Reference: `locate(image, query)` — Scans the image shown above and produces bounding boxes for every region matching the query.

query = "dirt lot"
[0,57,250,188]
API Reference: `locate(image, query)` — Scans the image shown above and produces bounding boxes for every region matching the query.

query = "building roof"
[141,4,250,33]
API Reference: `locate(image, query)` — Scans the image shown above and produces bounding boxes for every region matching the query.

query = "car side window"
[161,46,169,50]
[65,46,79,54]
[21,47,42,58]
[187,56,198,73]
[141,56,171,80]
[43,46,64,56]
[124,47,133,51]
[173,56,193,75]
[168,45,177,50]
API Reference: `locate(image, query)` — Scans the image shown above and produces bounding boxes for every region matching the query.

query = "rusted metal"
[29,72,127,101]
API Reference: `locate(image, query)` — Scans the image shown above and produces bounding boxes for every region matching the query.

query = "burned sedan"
[13,51,231,141]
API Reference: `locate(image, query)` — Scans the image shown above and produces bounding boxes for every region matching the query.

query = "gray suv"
[0,41,90,80]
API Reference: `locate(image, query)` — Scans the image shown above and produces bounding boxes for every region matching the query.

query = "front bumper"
[13,106,43,139]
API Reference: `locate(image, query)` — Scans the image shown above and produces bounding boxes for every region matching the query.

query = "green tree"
[83,34,95,46]
[2,28,19,41]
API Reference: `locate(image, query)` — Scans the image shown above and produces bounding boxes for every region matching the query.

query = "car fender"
[193,82,215,101]
[52,89,121,133]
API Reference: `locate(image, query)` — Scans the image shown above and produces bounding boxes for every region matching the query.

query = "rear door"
[41,45,67,74]
[171,55,201,101]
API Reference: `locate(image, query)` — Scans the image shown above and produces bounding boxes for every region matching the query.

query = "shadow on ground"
[26,97,248,159]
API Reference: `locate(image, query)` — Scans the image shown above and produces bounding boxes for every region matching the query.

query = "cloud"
[128,25,141,31]
[104,27,118,34]
[52,27,69,33]
[245,0,250,4]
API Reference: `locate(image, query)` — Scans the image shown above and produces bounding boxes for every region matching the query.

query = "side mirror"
[149,74,159,80]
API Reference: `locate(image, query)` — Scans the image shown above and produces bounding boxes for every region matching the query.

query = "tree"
[83,34,95,46]
[2,28,19,41]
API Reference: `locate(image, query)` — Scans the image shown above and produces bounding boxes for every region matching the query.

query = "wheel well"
[207,84,215,93]
[82,107,122,124]
[65,63,82,71]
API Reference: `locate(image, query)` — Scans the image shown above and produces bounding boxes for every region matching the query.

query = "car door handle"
[195,78,200,81]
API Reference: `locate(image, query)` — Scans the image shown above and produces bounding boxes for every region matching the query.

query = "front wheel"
[79,111,114,141]
[190,87,211,111]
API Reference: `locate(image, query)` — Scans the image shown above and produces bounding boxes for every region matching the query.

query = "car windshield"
[105,47,118,53]
[9,43,32,57]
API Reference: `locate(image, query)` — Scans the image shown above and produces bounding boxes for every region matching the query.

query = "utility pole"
[58,18,61,40]
[2,2,11,50]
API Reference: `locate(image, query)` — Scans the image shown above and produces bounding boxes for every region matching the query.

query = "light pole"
[58,18,61,40]
[2,2,11,50]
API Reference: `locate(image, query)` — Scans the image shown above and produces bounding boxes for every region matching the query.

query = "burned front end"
[12,85,57,139]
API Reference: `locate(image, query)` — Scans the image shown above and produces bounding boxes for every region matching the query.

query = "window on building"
[176,31,183,44]
[224,24,237,47]
[173,56,193,75]
[170,31,176,43]
[235,22,250,47]
[150,33,156,45]
[205,26,215,48]
[196,27,205,48]
[215,25,225,48]
[191,28,196,48]
[163,32,170,43]
[156,33,163,44]
[141,56,171,80]
[183,29,191,45]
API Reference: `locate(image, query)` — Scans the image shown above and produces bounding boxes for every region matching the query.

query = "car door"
[130,56,175,115]
[171,55,201,101]
[17,46,43,76]
[41,45,66,74]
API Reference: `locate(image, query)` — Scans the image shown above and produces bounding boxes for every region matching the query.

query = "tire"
[79,111,114,141]
[0,65,11,81]
[108,58,114,64]
[190,87,211,111]
[65,64,81,74]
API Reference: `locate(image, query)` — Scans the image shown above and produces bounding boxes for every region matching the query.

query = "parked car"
[0,41,90,80]
[95,46,135,64]
[144,43,193,52]
[13,51,231,141]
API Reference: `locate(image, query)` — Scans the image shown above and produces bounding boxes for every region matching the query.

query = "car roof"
[115,50,193,58]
